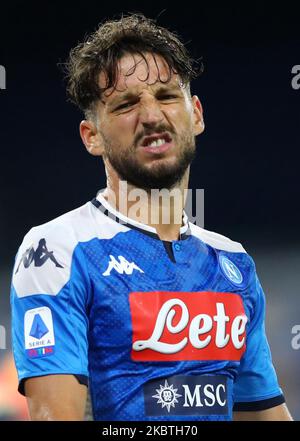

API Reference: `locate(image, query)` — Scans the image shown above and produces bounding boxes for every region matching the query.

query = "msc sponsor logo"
[144,375,229,416]
[130,291,247,361]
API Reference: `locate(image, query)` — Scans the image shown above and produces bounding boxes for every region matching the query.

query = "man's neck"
[102,171,190,241]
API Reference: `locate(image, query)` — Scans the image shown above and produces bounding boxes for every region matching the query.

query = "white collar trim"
[96,191,189,237]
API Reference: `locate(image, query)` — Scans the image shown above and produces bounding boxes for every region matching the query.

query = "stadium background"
[0,1,299,420]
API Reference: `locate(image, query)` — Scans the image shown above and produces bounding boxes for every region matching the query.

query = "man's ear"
[191,95,204,136]
[79,120,105,157]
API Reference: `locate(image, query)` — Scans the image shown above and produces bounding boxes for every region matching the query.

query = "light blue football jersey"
[10,191,284,420]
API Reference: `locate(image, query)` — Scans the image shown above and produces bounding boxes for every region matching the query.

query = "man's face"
[96,52,203,190]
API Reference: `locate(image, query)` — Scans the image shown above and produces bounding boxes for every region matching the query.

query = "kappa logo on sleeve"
[13,237,70,298]
[15,238,64,274]
[130,291,247,362]
[24,306,55,358]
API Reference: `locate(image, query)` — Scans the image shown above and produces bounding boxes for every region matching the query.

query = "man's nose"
[138,98,164,126]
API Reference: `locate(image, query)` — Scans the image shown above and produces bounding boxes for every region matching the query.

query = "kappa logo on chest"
[102,255,144,276]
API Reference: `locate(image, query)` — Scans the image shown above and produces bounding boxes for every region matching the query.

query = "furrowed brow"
[102,81,183,108]
[103,91,139,109]
[155,84,182,94]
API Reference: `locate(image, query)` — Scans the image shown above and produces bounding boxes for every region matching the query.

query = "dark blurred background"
[0,1,299,420]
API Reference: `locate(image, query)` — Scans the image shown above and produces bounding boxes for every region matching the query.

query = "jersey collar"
[91,190,191,241]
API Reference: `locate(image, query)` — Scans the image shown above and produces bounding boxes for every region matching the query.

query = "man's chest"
[84,236,254,363]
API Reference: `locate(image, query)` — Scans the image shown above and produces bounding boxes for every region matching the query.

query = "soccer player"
[11,14,293,421]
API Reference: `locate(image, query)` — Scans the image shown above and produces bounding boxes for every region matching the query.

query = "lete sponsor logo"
[130,291,247,361]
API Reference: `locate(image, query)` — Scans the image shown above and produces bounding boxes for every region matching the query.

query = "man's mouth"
[139,132,173,154]
[141,132,172,147]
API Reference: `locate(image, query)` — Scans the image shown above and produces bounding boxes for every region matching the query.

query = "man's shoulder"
[16,198,131,266]
[189,223,246,254]
[20,201,93,249]
[12,202,95,298]
[189,224,260,293]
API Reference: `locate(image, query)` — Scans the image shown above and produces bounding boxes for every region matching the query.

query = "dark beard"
[103,132,196,191]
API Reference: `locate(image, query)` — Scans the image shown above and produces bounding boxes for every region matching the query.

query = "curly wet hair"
[65,13,202,117]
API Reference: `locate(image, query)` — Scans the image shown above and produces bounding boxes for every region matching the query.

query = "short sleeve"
[233,273,285,411]
[10,224,91,395]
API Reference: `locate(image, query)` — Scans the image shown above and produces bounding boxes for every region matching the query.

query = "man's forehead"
[99,52,182,98]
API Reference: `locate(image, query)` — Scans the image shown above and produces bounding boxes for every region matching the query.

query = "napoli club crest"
[219,255,244,286]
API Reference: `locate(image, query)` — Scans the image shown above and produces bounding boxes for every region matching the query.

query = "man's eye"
[158,94,178,100]
[115,102,134,111]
